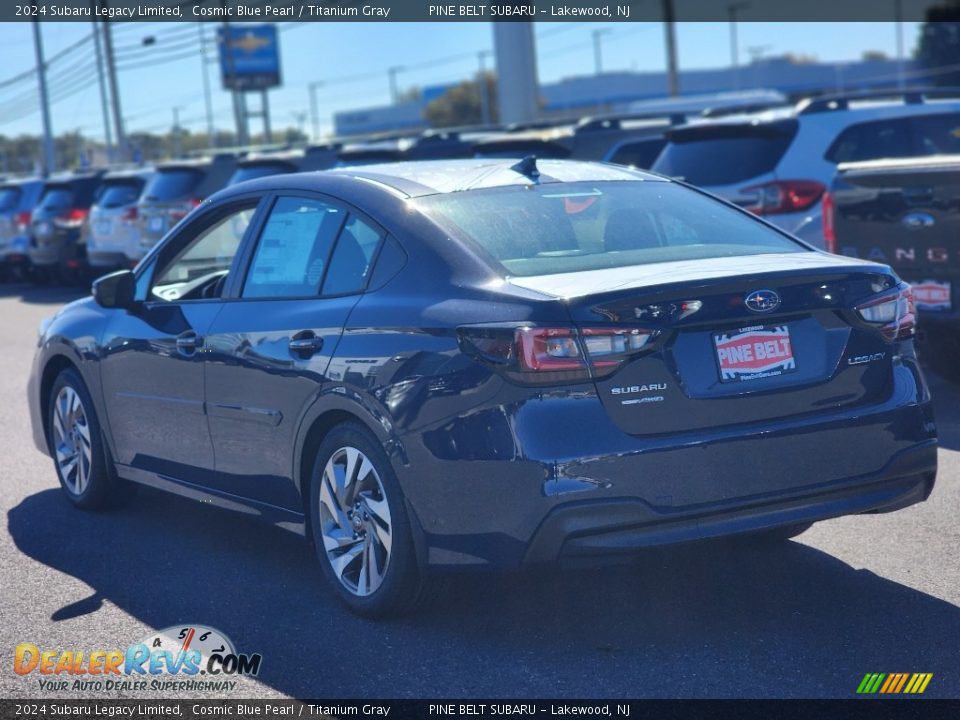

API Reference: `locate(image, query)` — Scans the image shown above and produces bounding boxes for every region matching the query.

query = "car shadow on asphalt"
[928,373,960,452]
[8,486,960,698]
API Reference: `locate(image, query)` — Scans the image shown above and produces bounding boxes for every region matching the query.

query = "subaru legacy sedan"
[28,159,937,617]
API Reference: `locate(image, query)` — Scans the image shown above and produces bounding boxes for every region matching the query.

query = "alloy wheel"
[52,385,92,495]
[318,446,393,597]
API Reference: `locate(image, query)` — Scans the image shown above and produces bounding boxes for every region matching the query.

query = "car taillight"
[856,284,916,341]
[170,198,202,223]
[121,206,138,222]
[53,208,88,229]
[822,190,837,253]
[459,325,658,384]
[741,180,826,216]
[14,211,31,234]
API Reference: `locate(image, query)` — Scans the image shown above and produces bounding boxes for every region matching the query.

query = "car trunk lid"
[509,253,900,437]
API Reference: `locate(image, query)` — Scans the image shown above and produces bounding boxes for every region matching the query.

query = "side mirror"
[92,270,136,309]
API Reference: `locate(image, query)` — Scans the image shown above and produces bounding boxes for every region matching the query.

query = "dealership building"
[333,55,912,136]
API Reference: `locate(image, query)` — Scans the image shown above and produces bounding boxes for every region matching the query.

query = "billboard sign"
[218,24,281,91]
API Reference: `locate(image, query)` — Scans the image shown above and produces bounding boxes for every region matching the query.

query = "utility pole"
[477,51,492,125]
[662,0,679,97]
[592,28,612,76]
[308,80,323,141]
[388,66,405,104]
[198,23,215,145]
[100,10,128,162]
[492,21,538,125]
[32,21,55,176]
[727,2,749,90]
[90,17,114,162]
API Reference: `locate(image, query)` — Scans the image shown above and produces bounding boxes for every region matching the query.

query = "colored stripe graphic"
[857,672,932,694]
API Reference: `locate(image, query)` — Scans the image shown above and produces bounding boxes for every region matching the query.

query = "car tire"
[48,368,135,510]
[309,422,423,618]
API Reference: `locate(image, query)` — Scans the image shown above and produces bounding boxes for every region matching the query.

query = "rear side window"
[415,181,802,277]
[653,122,797,185]
[143,169,205,201]
[97,180,144,208]
[826,118,914,163]
[243,196,344,299]
[825,114,960,163]
[321,216,382,295]
[0,187,21,211]
[37,186,74,211]
[913,113,960,154]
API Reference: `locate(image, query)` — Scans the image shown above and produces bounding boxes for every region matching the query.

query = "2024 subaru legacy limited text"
[27,159,938,617]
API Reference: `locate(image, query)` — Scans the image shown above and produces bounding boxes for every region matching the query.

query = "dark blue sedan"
[27,159,938,616]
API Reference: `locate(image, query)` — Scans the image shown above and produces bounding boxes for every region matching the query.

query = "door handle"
[176,331,202,353]
[289,332,323,358]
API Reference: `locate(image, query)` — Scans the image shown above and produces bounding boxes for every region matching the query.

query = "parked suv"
[0,177,44,281]
[653,89,960,248]
[136,155,237,258]
[28,171,105,280]
[87,168,153,270]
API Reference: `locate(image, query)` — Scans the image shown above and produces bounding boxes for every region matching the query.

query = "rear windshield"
[653,121,798,185]
[143,168,204,201]
[0,187,21,211]
[97,180,145,208]
[607,138,667,169]
[229,162,295,185]
[37,186,74,211]
[414,181,803,277]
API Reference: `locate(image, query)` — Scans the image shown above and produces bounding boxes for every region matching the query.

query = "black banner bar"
[3,700,960,720]
[3,0,957,23]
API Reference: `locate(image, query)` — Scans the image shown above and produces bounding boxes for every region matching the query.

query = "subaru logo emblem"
[744,289,781,313]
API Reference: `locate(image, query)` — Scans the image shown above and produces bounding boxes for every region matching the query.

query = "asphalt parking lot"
[1,282,958,700]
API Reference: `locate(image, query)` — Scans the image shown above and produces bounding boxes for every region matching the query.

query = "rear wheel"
[309,423,422,618]
[48,368,134,510]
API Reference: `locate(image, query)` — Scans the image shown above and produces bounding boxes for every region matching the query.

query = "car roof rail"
[574,112,689,133]
[797,87,960,114]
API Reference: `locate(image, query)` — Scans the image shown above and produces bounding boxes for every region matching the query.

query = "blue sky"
[0,21,922,140]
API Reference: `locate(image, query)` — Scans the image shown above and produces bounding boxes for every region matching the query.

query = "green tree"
[424,72,498,128]
[916,5,960,87]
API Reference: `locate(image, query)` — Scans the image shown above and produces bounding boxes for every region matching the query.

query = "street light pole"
[308,80,323,141]
[172,106,186,158]
[31,20,55,176]
[662,0,679,97]
[592,28,612,76]
[477,51,492,125]
[727,2,750,90]
[388,66,405,104]
[894,0,905,90]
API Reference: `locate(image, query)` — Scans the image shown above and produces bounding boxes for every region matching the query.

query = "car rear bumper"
[524,442,935,562]
[404,361,937,569]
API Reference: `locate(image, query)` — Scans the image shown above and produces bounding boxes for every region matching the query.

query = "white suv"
[652,89,960,249]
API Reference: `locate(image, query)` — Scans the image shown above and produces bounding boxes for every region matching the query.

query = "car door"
[99,199,263,484]
[203,193,385,509]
